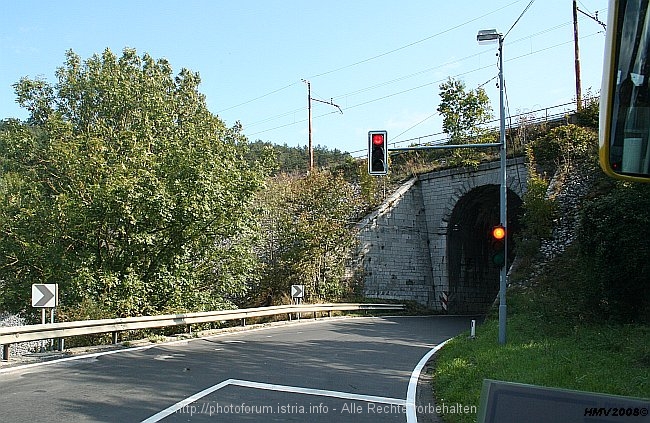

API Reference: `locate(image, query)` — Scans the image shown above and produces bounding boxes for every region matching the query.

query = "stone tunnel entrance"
[446,185,522,314]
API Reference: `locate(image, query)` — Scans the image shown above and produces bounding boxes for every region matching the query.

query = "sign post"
[32,284,58,351]
[291,285,304,320]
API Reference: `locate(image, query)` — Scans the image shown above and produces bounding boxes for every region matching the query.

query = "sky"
[1,0,608,157]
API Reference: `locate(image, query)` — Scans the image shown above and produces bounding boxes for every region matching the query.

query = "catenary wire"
[216,1,527,114]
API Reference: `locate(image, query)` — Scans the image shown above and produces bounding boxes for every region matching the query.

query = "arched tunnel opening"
[446,185,523,314]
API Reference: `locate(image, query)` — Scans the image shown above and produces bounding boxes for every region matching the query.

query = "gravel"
[0,313,44,360]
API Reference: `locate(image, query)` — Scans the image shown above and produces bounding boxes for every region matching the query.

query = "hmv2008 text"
[584,407,649,418]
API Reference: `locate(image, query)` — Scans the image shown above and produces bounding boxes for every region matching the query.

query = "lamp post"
[477,29,507,345]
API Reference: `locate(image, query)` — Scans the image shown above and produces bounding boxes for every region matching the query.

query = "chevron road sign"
[32,284,58,308]
[291,284,304,299]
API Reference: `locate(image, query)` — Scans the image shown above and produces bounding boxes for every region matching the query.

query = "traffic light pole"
[497,34,507,346]
[385,35,508,345]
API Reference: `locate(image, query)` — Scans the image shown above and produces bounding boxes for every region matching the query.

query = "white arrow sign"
[32,284,58,308]
[291,284,304,299]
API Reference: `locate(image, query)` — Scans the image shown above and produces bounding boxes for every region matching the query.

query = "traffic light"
[490,225,506,268]
[368,130,388,175]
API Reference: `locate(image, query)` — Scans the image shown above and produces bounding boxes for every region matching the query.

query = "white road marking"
[139,378,405,423]
[230,379,406,405]
[1,316,455,423]
[405,339,451,423]
[140,379,233,423]
[139,339,453,423]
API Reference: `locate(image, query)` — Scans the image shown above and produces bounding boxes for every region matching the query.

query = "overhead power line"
[247,29,603,139]
[246,12,603,133]
[504,0,536,40]
[308,0,527,80]
[215,1,527,114]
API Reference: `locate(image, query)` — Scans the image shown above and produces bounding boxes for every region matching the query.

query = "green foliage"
[521,173,555,239]
[577,182,650,322]
[511,167,555,283]
[437,77,493,144]
[247,140,352,175]
[519,147,557,240]
[256,171,364,303]
[529,124,598,178]
[357,161,386,208]
[432,305,650,423]
[0,48,268,317]
[437,77,494,167]
[574,92,599,130]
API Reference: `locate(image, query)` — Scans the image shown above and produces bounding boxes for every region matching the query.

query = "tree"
[256,171,363,303]
[437,77,493,143]
[0,48,269,317]
[437,77,494,166]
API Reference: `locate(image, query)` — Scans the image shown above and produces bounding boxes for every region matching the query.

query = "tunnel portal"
[446,185,522,314]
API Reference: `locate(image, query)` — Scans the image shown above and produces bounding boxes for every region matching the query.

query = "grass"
[430,289,650,423]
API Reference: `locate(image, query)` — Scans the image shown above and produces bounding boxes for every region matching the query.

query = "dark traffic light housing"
[368,130,388,176]
[490,225,506,268]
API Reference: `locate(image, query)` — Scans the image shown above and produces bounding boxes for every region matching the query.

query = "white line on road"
[140,379,233,423]
[406,339,451,423]
[139,339,452,423]
[139,378,406,423]
[230,379,406,405]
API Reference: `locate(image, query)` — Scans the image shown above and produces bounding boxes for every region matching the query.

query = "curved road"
[0,316,477,422]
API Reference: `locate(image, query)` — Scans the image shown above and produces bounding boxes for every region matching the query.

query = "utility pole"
[304,79,313,171]
[573,1,607,111]
[301,79,342,173]
[573,0,583,110]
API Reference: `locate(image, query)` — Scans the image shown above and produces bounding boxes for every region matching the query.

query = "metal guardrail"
[0,303,405,361]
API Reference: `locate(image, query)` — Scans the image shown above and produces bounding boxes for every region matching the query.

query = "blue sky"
[1,0,608,156]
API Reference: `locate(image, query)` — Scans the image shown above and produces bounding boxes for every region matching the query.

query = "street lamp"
[477,28,508,345]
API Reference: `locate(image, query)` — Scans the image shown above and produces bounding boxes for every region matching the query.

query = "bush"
[578,182,650,322]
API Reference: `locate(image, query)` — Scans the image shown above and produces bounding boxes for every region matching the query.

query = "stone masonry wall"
[358,158,528,312]
[356,178,434,306]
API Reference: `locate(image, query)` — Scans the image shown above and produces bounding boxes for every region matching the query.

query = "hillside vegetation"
[431,100,650,423]
[0,49,372,324]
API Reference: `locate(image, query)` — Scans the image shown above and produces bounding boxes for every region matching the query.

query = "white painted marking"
[230,379,406,405]
[139,378,406,423]
[405,339,451,423]
[152,354,185,361]
[140,379,233,423]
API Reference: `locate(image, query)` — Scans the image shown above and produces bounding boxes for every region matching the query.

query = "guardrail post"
[328,310,332,318]
[112,331,119,344]
[242,318,246,327]
[2,344,9,361]
[57,338,64,352]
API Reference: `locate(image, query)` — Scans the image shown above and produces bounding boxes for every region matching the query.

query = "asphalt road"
[0,316,478,422]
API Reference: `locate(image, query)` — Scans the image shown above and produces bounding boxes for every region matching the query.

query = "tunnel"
[446,185,522,314]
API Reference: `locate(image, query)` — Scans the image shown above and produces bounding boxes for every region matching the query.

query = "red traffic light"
[491,226,506,240]
[368,130,388,176]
